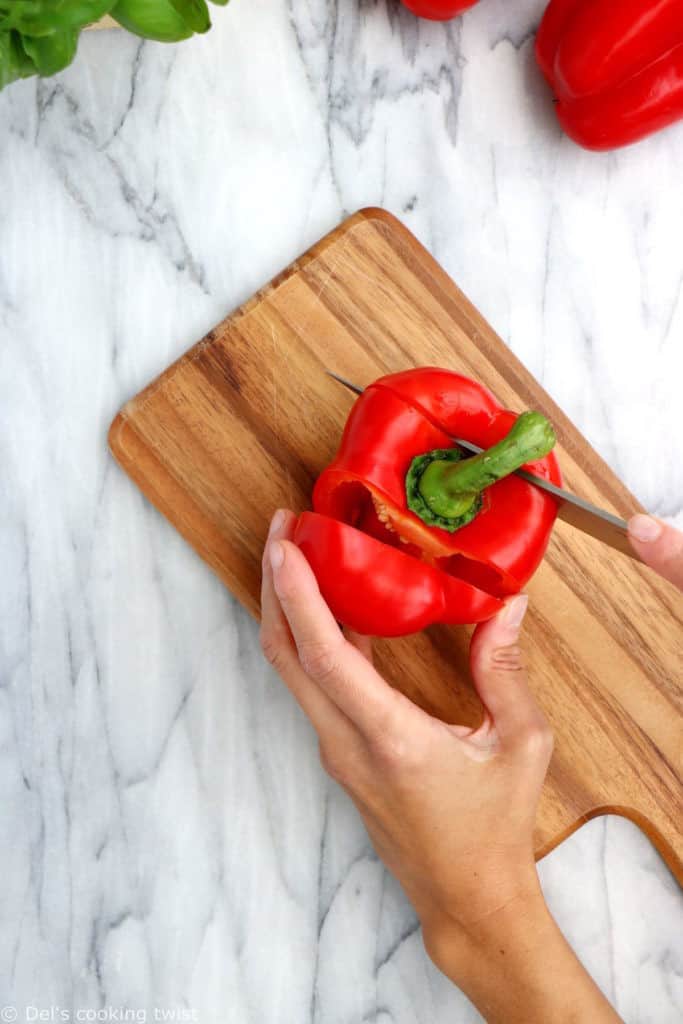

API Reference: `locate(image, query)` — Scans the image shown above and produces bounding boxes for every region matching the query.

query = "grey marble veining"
[1,1,682,1022]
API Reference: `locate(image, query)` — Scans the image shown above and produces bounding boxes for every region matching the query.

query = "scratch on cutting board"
[269,322,279,434]
[272,236,351,350]
[268,321,302,511]
[316,235,354,302]
[297,243,348,338]
[336,247,400,300]
[312,261,337,305]
[285,467,295,510]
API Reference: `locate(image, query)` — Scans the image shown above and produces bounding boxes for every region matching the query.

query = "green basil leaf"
[59,1,118,29]
[21,26,78,76]
[209,0,229,6]
[170,0,210,33]
[110,0,194,41]
[0,2,44,23]
[0,1,114,36]
[0,4,59,37]
[0,29,38,90]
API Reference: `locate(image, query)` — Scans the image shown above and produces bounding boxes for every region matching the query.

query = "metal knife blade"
[326,370,639,562]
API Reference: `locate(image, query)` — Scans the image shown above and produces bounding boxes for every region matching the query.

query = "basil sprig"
[0,0,231,91]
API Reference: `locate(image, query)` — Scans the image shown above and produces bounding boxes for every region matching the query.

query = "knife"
[326,370,639,562]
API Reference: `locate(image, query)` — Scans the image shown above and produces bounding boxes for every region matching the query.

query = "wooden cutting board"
[109,209,683,881]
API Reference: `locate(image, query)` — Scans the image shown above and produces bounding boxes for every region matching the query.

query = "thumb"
[469,596,551,752]
[628,515,683,591]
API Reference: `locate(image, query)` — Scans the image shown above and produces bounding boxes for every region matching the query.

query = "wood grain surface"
[109,209,683,882]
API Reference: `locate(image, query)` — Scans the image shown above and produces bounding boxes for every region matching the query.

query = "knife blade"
[326,370,639,562]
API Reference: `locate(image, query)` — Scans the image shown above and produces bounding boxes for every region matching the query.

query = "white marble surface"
[1,1,682,1021]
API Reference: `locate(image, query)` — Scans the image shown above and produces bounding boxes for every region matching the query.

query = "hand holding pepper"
[260,509,622,1023]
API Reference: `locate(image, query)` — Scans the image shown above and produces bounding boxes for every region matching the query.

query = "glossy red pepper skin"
[399,0,479,21]
[294,513,503,637]
[294,369,560,638]
[314,370,561,598]
[537,0,683,150]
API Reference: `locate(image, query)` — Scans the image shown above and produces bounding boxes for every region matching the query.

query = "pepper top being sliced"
[313,369,561,598]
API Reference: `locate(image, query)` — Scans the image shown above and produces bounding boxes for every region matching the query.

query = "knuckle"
[260,625,287,672]
[319,743,348,785]
[490,643,526,674]
[369,725,422,772]
[298,639,339,683]
[519,717,554,759]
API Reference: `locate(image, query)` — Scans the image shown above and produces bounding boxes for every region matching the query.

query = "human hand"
[260,509,549,935]
[260,509,620,1022]
[628,515,683,590]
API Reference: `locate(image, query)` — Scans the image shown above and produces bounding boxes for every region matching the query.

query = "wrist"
[422,873,549,981]
[422,882,620,1024]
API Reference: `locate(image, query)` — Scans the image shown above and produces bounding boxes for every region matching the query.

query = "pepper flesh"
[536,0,683,150]
[296,369,561,638]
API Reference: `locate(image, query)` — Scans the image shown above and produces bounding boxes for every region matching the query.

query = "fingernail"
[269,540,285,570]
[502,594,528,631]
[268,509,286,538]
[628,514,662,543]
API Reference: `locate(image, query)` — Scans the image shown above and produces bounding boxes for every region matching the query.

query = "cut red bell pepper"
[294,512,503,637]
[537,0,683,150]
[294,368,561,637]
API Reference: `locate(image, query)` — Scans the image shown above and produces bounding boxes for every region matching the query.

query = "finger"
[469,596,553,758]
[260,510,349,736]
[261,508,297,574]
[269,537,419,738]
[628,515,683,591]
[344,628,374,664]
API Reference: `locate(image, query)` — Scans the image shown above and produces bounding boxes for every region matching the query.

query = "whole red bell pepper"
[536,0,683,150]
[293,369,561,638]
[399,0,479,21]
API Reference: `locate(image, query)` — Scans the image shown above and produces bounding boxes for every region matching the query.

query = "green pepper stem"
[414,412,556,525]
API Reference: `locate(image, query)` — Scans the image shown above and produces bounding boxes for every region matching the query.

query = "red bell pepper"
[399,0,479,22]
[536,0,683,150]
[293,369,561,638]
[295,512,502,637]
